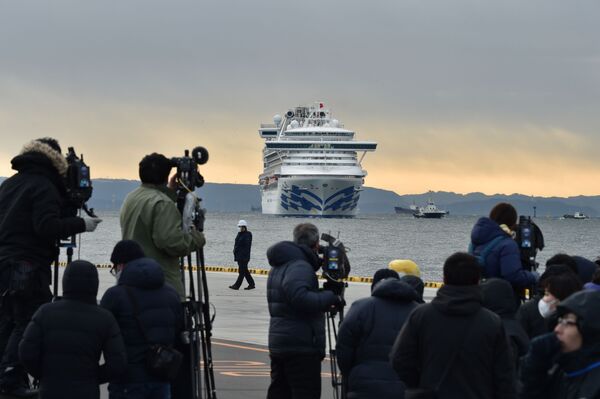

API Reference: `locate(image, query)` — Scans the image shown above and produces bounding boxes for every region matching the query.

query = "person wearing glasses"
[520,290,600,399]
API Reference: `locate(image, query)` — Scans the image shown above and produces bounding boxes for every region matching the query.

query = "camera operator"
[266,223,342,399]
[0,138,101,397]
[469,202,538,292]
[120,153,205,299]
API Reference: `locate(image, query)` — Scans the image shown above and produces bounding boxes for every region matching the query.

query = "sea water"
[73,211,599,282]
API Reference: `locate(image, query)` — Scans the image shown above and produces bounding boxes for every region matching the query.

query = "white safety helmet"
[237,220,248,227]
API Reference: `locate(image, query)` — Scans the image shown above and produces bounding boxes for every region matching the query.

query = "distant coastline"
[1,177,598,216]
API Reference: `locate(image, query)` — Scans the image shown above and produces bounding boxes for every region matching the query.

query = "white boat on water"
[562,212,589,220]
[413,198,447,219]
[258,102,377,217]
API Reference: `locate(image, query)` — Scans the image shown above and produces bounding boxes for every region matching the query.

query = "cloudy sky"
[1,1,599,196]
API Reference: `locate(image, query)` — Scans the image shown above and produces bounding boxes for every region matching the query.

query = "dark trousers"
[0,286,51,388]
[267,353,321,399]
[232,260,254,288]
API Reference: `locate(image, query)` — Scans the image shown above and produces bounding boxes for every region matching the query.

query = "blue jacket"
[266,241,337,358]
[337,279,419,399]
[100,257,183,383]
[470,217,536,289]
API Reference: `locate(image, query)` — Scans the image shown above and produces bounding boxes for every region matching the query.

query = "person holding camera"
[101,240,183,399]
[229,220,255,290]
[469,202,538,291]
[266,223,342,399]
[18,260,127,399]
[120,153,205,299]
[0,138,101,397]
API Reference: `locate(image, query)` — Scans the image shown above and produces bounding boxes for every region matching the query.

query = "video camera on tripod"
[169,146,216,399]
[318,233,350,399]
[54,147,97,297]
[515,216,544,272]
[63,147,96,218]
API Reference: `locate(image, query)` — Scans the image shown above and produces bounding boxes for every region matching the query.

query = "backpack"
[468,236,506,267]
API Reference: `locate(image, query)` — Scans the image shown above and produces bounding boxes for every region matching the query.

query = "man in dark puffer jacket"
[391,252,516,399]
[0,138,101,395]
[101,241,183,399]
[337,269,419,399]
[18,260,126,399]
[266,223,341,399]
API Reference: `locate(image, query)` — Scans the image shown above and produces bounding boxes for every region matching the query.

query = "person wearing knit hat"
[0,138,101,396]
[109,240,145,281]
[19,260,127,399]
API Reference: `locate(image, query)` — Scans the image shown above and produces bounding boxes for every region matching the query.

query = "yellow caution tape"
[58,262,444,287]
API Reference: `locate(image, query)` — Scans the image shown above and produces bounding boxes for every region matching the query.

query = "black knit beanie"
[110,240,145,264]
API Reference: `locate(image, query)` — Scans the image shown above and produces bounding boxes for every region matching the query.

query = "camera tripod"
[180,247,217,399]
[323,278,347,399]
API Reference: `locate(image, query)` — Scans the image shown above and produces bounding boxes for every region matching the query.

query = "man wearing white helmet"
[229,220,255,290]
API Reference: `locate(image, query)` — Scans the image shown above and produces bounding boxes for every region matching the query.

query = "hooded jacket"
[266,241,337,358]
[391,284,516,399]
[100,257,183,383]
[470,217,536,289]
[520,291,600,399]
[120,184,205,298]
[0,143,85,273]
[481,278,530,375]
[337,279,419,399]
[19,260,127,399]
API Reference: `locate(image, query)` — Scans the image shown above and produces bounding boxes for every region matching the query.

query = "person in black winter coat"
[391,252,516,399]
[0,138,101,395]
[469,203,537,291]
[481,279,530,374]
[266,223,341,399]
[18,260,127,399]
[229,220,255,290]
[101,247,183,399]
[519,290,600,399]
[337,270,419,399]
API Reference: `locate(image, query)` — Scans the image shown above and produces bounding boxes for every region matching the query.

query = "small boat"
[413,199,447,219]
[562,212,589,220]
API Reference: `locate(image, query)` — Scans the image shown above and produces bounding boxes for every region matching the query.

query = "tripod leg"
[196,249,217,399]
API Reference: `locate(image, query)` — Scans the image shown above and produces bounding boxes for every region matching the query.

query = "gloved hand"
[83,217,102,232]
[331,295,346,311]
[529,332,561,364]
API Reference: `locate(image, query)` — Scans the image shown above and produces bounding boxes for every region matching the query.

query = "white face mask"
[115,270,122,282]
[538,298,557,318]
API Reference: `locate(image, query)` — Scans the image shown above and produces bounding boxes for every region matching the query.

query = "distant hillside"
[1,177,599,216]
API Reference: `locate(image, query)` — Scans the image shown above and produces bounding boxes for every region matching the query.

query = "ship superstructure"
[258,102,377,217]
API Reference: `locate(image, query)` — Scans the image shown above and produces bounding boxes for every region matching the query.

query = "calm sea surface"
[74,211,599,282]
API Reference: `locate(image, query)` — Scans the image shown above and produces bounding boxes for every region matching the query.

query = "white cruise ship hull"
[261,176,362,217]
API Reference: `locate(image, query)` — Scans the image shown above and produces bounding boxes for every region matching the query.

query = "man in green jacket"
[120,153,205,298]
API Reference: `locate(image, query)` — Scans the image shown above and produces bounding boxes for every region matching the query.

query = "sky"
[0,0,599,197]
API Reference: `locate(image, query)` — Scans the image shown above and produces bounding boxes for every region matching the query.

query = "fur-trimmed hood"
[19,140,68,176]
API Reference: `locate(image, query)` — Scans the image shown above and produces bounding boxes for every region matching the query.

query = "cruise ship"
[258,102,377,217]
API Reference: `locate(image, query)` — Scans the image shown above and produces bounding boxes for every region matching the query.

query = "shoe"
[244,285,256,290]
[229,285,240,290]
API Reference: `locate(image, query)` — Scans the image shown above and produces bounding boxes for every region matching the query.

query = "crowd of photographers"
[1,138,600,399]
